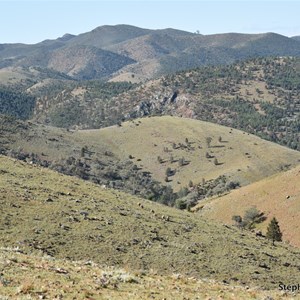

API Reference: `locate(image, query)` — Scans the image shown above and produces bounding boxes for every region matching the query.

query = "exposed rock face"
[125,91,195,120]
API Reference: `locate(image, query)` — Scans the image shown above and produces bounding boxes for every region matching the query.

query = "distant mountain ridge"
[1,24,300,80]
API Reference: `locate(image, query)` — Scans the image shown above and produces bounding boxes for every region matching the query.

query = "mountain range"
[1,24,300,81]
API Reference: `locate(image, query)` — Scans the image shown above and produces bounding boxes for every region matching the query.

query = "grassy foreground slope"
[198,165,300,247]
[2,155,300,292]
[0,249,298,300]
[79,116,300,190]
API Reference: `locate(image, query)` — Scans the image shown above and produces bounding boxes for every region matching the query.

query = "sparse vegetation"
[0,247,290,299]
[199,164,300,247]
[232,207,266,230]
[243,206,266,229]
[1,154,300,293]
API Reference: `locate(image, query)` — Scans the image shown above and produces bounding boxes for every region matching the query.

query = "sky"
[1,0,300,44]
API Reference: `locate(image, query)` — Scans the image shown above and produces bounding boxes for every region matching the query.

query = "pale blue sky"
[1,1,300,44]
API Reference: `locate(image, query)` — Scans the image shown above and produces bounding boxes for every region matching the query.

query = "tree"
[243,207,265,229]
[80,146,87,157]
[232,215,243,228]
[175,198,187,210]
[177,187,189,198]
[235,207,265,229]
[266,217,282,246]
[206,137,212,148]
[80,147,85,157]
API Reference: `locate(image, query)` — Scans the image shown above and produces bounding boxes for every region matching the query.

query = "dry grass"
[198,164,300,247]
[79,116,300,191]
[0,67,28,84]
[0,248,298,299]
[4,116,300,194]
[1,155,300,293]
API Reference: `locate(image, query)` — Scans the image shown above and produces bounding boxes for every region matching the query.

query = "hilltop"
[198,164,300,247]
[2,154,300,293]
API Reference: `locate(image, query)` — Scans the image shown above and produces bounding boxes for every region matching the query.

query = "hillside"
[1,115,300,208]
[0,249,296,299]
[20,45,135,80]
[22,57,300,153]
[78,116,300,191]
[0,86,35,119]
[198,164,300,248]
[2,154,300,293]
[1,25,300,81]
[0,114,176,204]
[95,57,300,150]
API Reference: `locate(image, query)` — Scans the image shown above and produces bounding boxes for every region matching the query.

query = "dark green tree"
[266,217,282,246]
